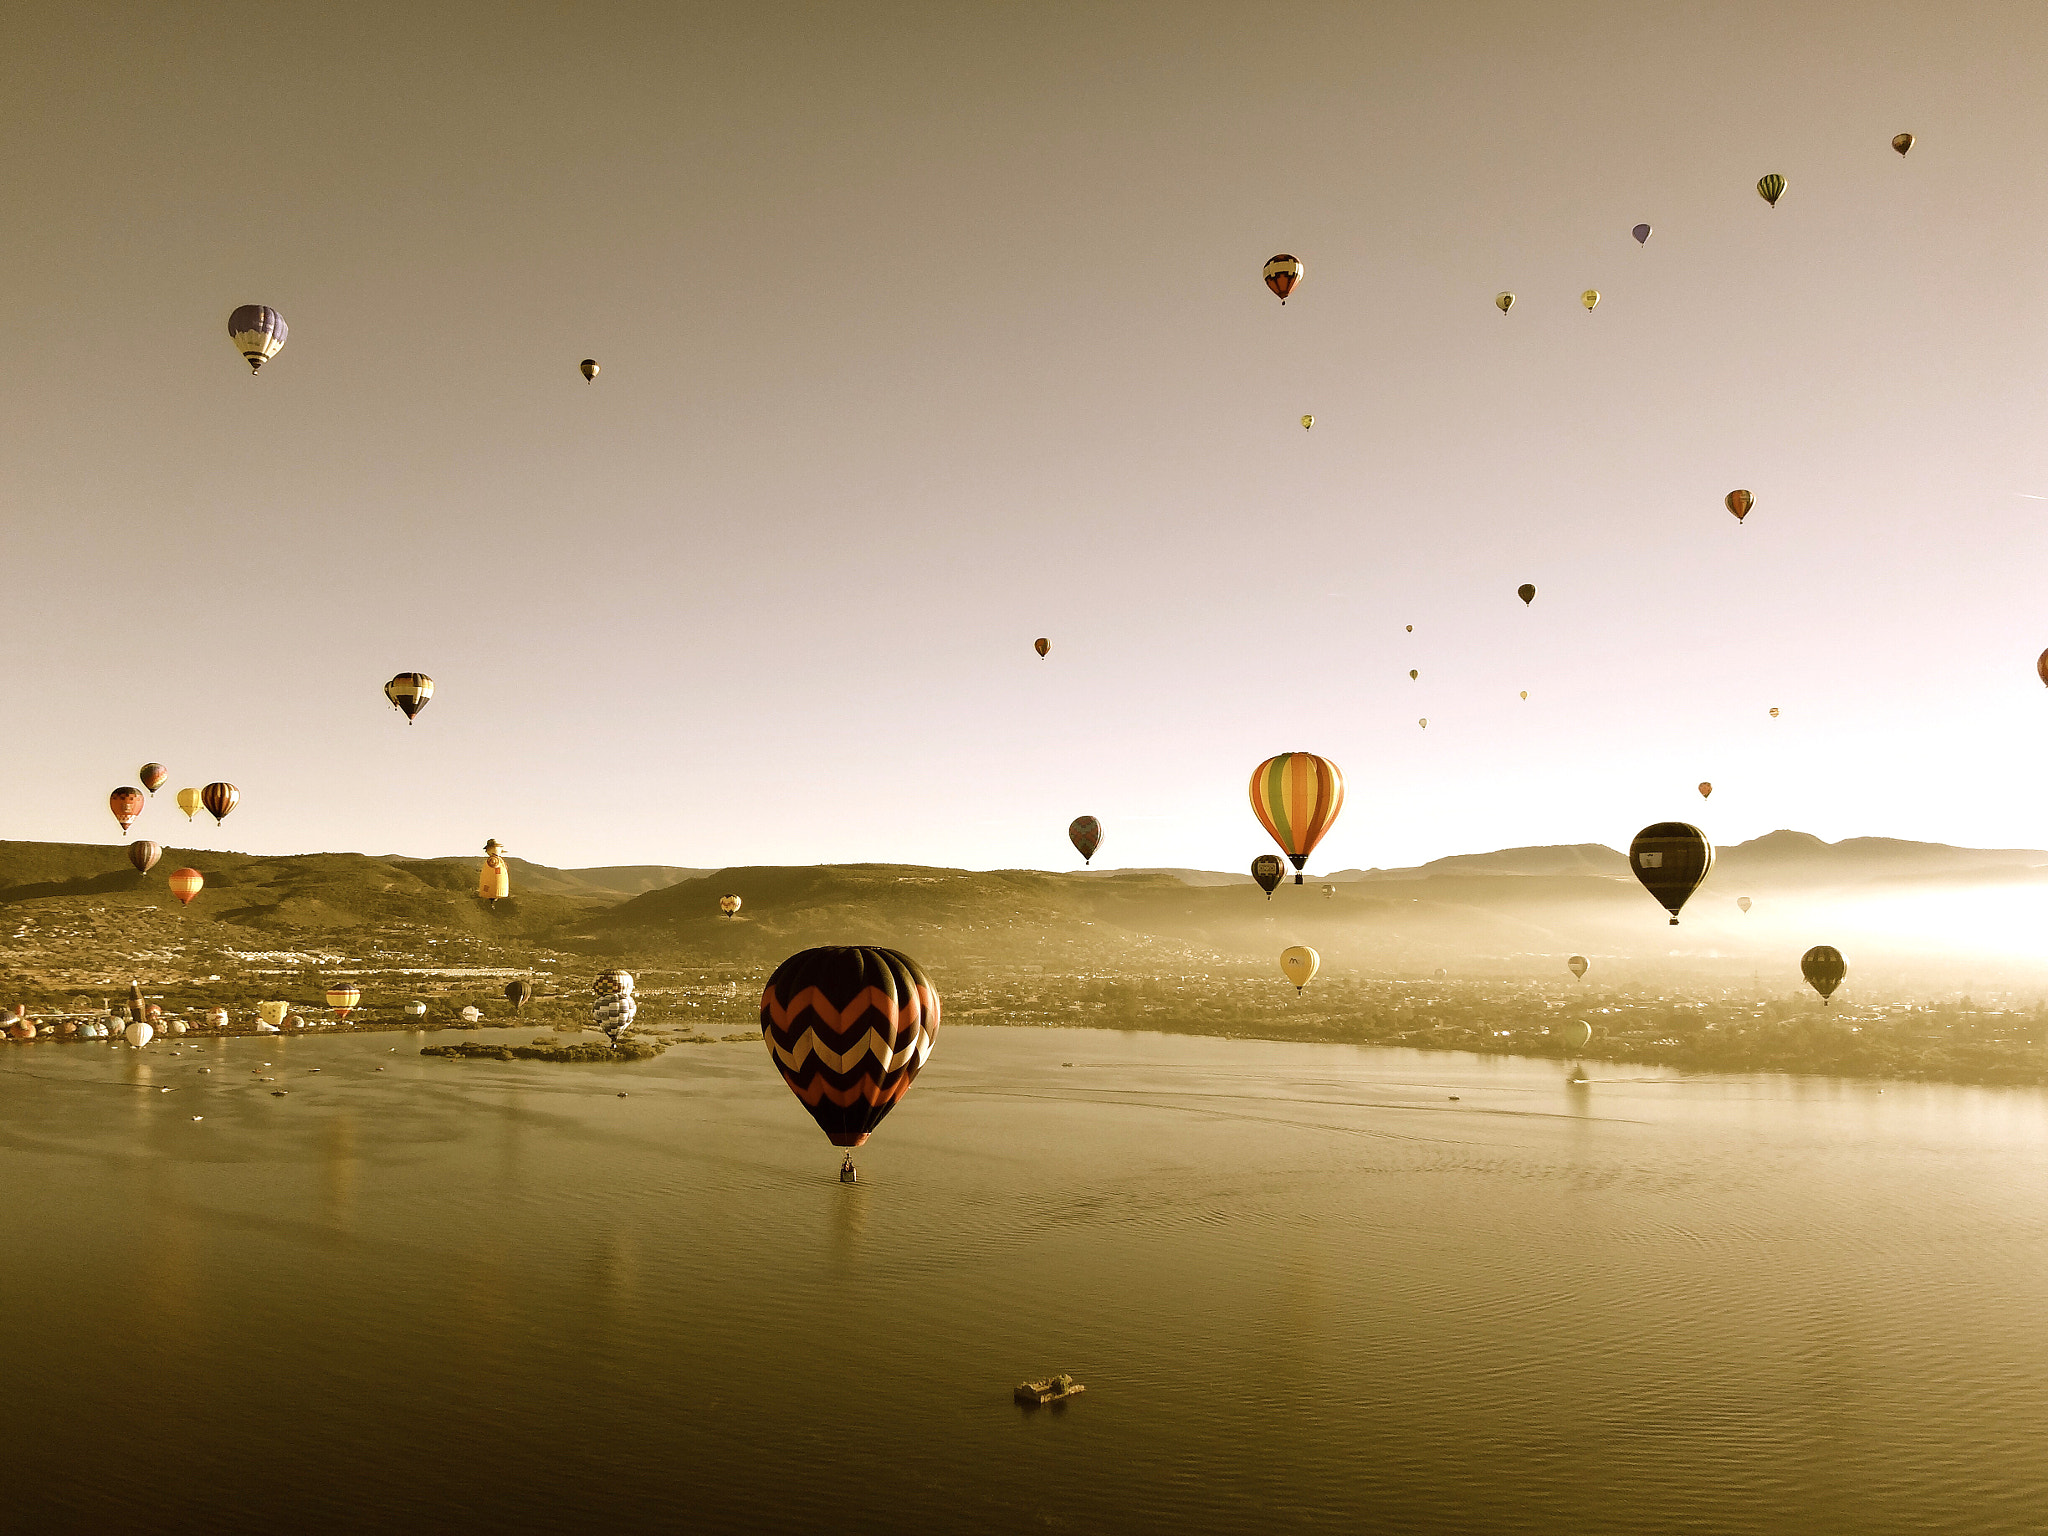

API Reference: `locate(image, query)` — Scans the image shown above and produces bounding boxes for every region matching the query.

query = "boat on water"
[1014,1374,1085,1406]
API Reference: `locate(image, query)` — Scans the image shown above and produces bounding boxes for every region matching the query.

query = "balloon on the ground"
[720,893,743,917]
[1068,815,1102,865]
[1737,896,1753,913]
[1280,945,1319,994]
[1726,489,1753,522]
[128,841,161,875]
[139,763,167,794]
[479,840,509,904]
[1263,255,1302,303]
[200,783,238,824]
[1632,223,1651,244]
[1251,854,1285,898]
[325,984,360,1018]
[460,1006,482,1023]
[1568,955,1587,979]
[1561,1020,1592,1049]
[384,673,433,721]
[580,359,599,382]
[109,788,144,833]
[1034,637,1050,659]
[1629,822,1714,925]
[176,788,202,820]
[1518,583,1536,605]
[1757,174,1785,207]
[1249,753,1345,885]
[406,1001,427,1017]
[167,868,204,906]
[760,946,939,1147]
[130,1021,154,1048]
[258,1001,289,1029]
[1892,133,1914,156]
[1802,945,1847,1003]
[1495,292,1514,313]
[227,305,288,372]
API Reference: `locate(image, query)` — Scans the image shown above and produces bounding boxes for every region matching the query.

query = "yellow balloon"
[1495,292,1514,314]
[175,787,202,821]
[1519,690,1528,700]
[1301,414,1314,430]
[1280,945,1320,994]
[1581,289,1600,311]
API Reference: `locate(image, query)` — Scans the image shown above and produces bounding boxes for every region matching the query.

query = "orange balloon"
[109,787,144,832]
[1698,782,1713,799]
[167,868,204,906]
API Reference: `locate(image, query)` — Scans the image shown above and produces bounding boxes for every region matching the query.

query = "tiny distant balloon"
[139,763,167,795]
[1251,854,1286,899]
[167,868,203,906]
[1581,289,1600,311]
[1418,718,1427,729]
[176,787,202,821]
[227,305,288,372]
[2036,648,2048,687]
[109,788,144,833]
[1698,782,1713,799]
[200,783,238,824]
[1769,707,1780,718]
[1405,624,1412,633]
[1757,174,1786,207]
[1068,815,1102,865]
[1495,292,1514,314]
[1034,638,1050,659]
[1519,691,1528,700]
[128,841,161,875]
[580,359,599,382]
[1737,896,1753,913]
[1263,254,1302,303]
[1518,583,1536,606]
[1301,414,1314,430]
[385,673,434,721]
[1632,223,1651,245]
[1409,670,1419,681]
[1892,133,1914,156]
[1726,489,1753,523]
[1568,955,1587,979]
[1280,945,1319,994]
[720,893,743,918]
[1801,945,1847,1004]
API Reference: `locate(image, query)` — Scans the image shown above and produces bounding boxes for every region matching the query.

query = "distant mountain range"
[3,833,2043,981]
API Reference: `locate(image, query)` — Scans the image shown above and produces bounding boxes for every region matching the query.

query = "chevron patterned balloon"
[759,946,939,1148]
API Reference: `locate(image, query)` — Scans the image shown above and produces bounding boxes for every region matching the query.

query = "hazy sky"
[7,1,2048,873]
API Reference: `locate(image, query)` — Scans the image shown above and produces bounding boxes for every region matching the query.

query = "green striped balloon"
[1757,174,1785,207]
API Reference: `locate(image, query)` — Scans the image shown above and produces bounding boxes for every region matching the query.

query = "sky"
[6,0,2048,875]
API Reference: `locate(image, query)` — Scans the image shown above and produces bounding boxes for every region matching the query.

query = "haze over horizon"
[8,1,2048,875]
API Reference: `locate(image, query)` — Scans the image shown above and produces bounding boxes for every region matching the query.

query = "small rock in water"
[1448,1096,1459,1101]
[192,1116,203,1122]
[272,1091,287,1097]
[617,1092,628,1098]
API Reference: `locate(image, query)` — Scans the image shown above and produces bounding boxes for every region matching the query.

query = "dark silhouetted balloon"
[1068,815,1102,865]
[1251,854,1285,898]
[760,946,939,1148]
[580,359,599,382]
[1801,945,1847,1004]
[1629,822,1713,925]
[1561,1019,1592,1049]
[1568,955,1587,979]
[1892,133,1914,156]
[1632,223,1651,245]
[505,980,533,1008]
[1518,583,1536,605]
[1034,637,1049,659]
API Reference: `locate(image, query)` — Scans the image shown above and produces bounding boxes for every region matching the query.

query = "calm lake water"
[4,1025,2045,1534]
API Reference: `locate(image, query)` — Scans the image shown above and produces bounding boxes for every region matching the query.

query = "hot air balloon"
[1251,854,1285,899]
[1581,289,1600,311]
[1280,945,1319,994]
[1568,955,1587,979]
[760,946,939,1149]
[460,1006,482,1024]
[1801,945,1847,1004]
[139,763,167,794]
[325,984,361,1019]
[1726,489,1753,523]
[1517,584,1536,606]
[1698,782,1713,799]
[479,840,509,906]
[720,893,743,917]
[595,989,638,1040]
[1632,223,1651,245]
[580,359,599,382]
[384,673,433,721]
[109,788,144,833]
[1737,897,1752,913]
[1301,414,1314,430]
[128,841,160,875]
[1418,718,1427,729]
[1409,670,1419,681]
[227,305,288,372]
[1249,753,1344,885]
[2036,648,2048,688]
[1263,255,1302,303]
[1034,637,1050,659]
[1892,133,1914,156]
[128,980,146,1024]
[258,1001,289,1029]
[176,788,202,821]
[1757,174,1785,207]
[1495,292,1514,314]
[1629,823,1713,925]
[205,1007,228,1028]
[1068,815,1102,865]
[406,1001,427,1017]
[1519,691,1528,701]
[1405,625,1413,633]
[594,969,635,998]
[1769,707,1780,718]
[505,980,533,1008]
[130,1020,154,1048]
[200,783,238,824]
[1561,1019,1592,1050]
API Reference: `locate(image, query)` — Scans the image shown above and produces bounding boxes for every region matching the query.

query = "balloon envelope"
[1802,945,1847,1002]
[325,985,361,1017]
[1737,897,1753,913]
[258,1001,289,1028]
[384,673,433,721]
[1495,292,1514,313]
[1249,754,1345,883]
[1757,174,1786,207]
[1892,133,1914,156]
[505,980,533,1007]
[200,783,238,824]
[1300,414,1313,430]
[1068,815,1102,865]
[130,1021,154,1048]
[1699,782,1713,799]
[1034,637,1050,658]
[1581,289,1599,311]
[139,763,167,794]
[1726,489,1753,522]
[1632,223,1651,244]
[594,992,638,1039]
[1568,955,1587,979]
[1280,946,1319,993]
[1251,854,1285,898]
[128,841,161,875]
[594,969,635,997]
[167,868,203,906]
[720,893,743,917]
[227,304,288,371]
[1561,1020,1592,1050]
[580,359,599,381]
[1517,583,1536,605]
[1263,254,1302,302]
[760,946,939,1147]
[1629,823,1713,924]
[176,788,202,820]
[109,788,144,832]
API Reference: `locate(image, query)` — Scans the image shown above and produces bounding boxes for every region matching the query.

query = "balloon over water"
[1629,822,1713,925]
[1561,1020,1592,1050]
[505,980,533,1008]
[760,946,939,1148]
[1248,754,1344,885]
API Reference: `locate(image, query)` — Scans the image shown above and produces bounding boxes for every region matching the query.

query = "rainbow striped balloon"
[1249,753,1344,885]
